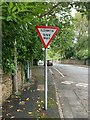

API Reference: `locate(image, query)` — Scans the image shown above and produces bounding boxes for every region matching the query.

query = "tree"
[71,2,90,60]
[73,12,88,60]
[47,2,90,60]
[48,9,75,59]
[2,2,89,93]
[2,2,63,92]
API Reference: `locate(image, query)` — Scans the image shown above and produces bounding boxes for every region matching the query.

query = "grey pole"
[44,48,47,110]
[27,62,30,80]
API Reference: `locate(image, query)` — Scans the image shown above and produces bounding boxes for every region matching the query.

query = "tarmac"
[2,65,60,119]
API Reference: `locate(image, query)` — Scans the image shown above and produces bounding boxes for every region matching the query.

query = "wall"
[2,65,22,104]
[2,74,12,103]
[60,59,86,65]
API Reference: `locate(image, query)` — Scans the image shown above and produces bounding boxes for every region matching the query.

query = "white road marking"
[76,83,88,87]
[49,68,64,119]
[78,66,88,69]
[61,81,73,85]
[54,68,65,77]
[49,68,54,75]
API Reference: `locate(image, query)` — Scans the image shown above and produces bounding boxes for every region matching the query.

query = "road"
[49,63,88,118]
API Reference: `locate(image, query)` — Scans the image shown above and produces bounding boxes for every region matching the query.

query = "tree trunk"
[13,39,18,93]
[31,57,33,66]
[88,7,90,47]
[87,3,90,65]
[21,64,25,88]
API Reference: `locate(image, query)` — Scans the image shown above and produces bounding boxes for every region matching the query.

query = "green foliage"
[48,3,89,61]
[73,12,88,60]
[64,46,75,59]
[3,58,15,74]
[72,2,90,20]
[2,2,89,74]
[75,50,88,60]
[49,11,75,59]
[2,2,55,73]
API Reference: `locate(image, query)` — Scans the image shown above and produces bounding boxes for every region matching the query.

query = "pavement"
[2,65,60,119]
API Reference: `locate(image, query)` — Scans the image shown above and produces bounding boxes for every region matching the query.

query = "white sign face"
[38,28,56,45]
[35,26,59,48]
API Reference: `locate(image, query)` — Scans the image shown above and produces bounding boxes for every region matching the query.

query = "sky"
[70,8,77,17]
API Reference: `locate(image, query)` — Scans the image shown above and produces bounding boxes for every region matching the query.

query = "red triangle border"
[35,26,59,48]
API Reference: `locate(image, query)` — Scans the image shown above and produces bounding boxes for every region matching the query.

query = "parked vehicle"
[47,60,53,66]
[38,60,44,65]
[44,60,53,66]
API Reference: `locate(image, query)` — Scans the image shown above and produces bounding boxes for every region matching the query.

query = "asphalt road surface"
[49,63,88,118]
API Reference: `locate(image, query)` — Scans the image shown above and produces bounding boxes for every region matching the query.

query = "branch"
[39,2,61,18]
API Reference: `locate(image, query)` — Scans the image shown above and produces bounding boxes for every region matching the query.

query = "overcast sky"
[70,8,77,17]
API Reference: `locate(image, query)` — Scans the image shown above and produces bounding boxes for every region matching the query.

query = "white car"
[38,60,44,65]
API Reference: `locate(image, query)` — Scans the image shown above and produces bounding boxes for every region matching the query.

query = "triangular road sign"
[35,26,59,48]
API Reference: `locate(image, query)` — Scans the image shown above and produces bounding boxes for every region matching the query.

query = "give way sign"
[35,26,59,48]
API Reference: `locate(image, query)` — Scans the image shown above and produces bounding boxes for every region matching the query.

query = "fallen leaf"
[9,106,13,108]
[16,108,25,112]
[6,113,12,116]
[41,100,44,103]
[56,102,58,105]
[7,100,10,103]
[6,114,8,116]
[10,116,15,118]
[28,112,32,115]
[26,98,30,101]
[50,98,53,100]
[42,107,44,109]
[37,110,39,112]
[38,108,41,111]
[19,99,21,101]
[42,112,45,117]
[19,101,25,105]
[0,106,2,109]
[37,96,40,99]
[27,87,30,90]
[36,100,39,103]
[16,109,22,112]
[15,96,19,98]
[38,104,40,107]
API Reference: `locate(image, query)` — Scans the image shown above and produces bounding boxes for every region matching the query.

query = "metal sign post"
[35,25,59,110]
[44,48,47,110]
